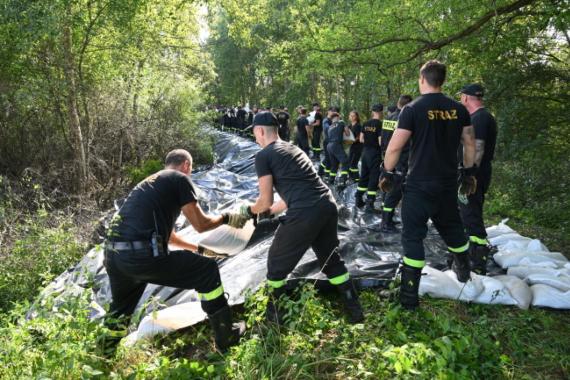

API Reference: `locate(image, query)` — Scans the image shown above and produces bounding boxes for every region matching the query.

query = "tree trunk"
[62,7,87,192]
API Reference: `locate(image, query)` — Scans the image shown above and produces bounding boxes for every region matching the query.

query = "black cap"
[460,83,484,97]
[371,103,383,112]
[252,111,279,128]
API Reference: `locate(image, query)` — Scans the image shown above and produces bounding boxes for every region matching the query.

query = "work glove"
[222,212,249,229]
[238,203,255,220]
[458,166,478,196]
[379,164,400,193]
[197,245,229,259]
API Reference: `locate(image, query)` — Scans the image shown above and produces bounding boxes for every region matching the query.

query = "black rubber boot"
[469,244,490,275]
[381,210,398,233]
[355,192,365,208]
[336,281,365,323]
[208,306,246,352]
[266,287,288,325]
[452,251,471,282]
[336,176,347,191]
[400,264,422,310]
[364,198,379,213]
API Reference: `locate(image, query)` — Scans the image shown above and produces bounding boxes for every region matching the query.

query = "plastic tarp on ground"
[33,130,570,344]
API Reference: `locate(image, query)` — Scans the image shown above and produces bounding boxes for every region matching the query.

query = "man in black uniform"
[355,104,383,212]
[310,103,323,160]
[296,107,311,155]
[276,106,291,142]
[240,111,364,324]
[458,84,497,274]
[381,60,477,309]
[317,107,335,179]
[104,149,248,351]
[327,111,350,188]
[380,95,413,233]
[237,105,247,135]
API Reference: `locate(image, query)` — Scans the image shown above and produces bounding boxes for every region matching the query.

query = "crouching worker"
[103,149,248,353]
[240,111,364,324]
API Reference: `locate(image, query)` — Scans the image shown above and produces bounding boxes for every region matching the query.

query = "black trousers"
[459,170,492,243]
[357,147,381,199]
[383,175,404,211]
[327,142,349,179]
[104,248,222,318]
[318,138,331,176]
[296,133,310,155]
[312,126,323,156]
[401,180,469,264]
[267,198,348,282]
[348,144,362,180]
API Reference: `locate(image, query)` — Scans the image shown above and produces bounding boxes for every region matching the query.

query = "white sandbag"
[485,219,515,239]
[472,275,518,307]
[488,233,527,247]
[525,273,570,292]
[530,284,570,309]
[124,302,206,346]
[507,265,570,279]
[493,251,568,269]
[173,219,256,256]
[418,266,483,301]
[493,275,532,310]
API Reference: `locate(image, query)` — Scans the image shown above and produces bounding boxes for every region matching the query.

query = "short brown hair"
[420,60,446,87]
[398,95,413,108]
[165,149,192,167]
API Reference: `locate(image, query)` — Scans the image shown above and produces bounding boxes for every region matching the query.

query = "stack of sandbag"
[418,265,532,309]
[488,220,570,309]
[418,220,570,310]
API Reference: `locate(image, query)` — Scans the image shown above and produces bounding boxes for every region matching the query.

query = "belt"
[105,240,151,251]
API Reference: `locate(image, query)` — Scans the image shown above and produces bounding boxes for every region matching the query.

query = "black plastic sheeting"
[33,129,501,331]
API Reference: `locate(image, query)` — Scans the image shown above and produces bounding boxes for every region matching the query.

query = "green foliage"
[127,159,163,185]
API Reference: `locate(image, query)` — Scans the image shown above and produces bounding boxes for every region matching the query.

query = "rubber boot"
[208,306,246,351]
[469,244,490,275]
[336,280,365,323]
[400,264,422,310]
[364,198,379,213]
[452,251,471,283]
[336,176,347,191]
[266,287,288,325]
[355,192,365,208]
[381,210,398,233]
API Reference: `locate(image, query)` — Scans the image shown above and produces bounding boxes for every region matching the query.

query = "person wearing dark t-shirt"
[104,149,248,352]
[380,95,413,233]
[277,108,290,141]
[296,107,310,154]
[458,84,497,275]
[355,104,383,212]
[318,107,335,179]
[380,60,477,309]
[326,111,350,187]
[237,105,247,134]
[310,103,324,160]
[347,110,363,182]
[239,111,364,325]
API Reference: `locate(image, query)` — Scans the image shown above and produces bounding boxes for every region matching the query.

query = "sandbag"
[507,265,570,279]
[174,219,256,256]
[493,251,568,269]
[472,275,518,307]
[419,266,483,302]
[530,284,570,309]
[485,219,515,239]
[493,275,532,310]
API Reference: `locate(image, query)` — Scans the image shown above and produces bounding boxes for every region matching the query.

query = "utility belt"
[105,235,168,257]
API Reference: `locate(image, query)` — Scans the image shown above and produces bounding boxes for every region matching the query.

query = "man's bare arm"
[461,125,476,168]
[475,139,485,167]
[250,175,274,214]
[181,202,224,233]
[169,229,199,251]
[269,199,288,214]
